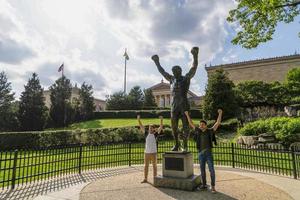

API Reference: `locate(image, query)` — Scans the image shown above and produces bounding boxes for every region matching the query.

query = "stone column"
[160,95,165,107]
[156,95,160,107]
[166,95,170,106]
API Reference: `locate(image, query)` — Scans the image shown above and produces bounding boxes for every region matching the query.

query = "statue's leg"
[181,113,190,152]
[171,112,180,151]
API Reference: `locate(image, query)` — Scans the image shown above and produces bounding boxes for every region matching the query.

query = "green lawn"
[65,118,236,142]
[67,118,201,129]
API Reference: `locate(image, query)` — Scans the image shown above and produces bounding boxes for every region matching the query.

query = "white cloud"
[0,0,236,99]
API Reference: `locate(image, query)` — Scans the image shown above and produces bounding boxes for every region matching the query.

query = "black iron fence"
[0,141,299,190]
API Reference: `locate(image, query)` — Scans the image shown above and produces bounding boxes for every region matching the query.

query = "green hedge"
[0,126,175,150]
[0,117,238,150]
[237,117,300,145]
[93,109,203,119]
[200,118,239,132]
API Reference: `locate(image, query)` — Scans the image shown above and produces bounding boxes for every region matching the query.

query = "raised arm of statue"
[185,47,199,79]
[151,55,173,81]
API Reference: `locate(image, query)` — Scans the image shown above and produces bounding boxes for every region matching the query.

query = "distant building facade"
[147,80,203,108]
[205,54,300,84]
[43,85,106,111]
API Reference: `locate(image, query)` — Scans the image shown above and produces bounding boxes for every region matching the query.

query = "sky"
[0,0,299,100]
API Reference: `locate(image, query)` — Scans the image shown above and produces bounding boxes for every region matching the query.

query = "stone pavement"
[0,165,299,200]
[80,167,294,200]
[0,167,138,200]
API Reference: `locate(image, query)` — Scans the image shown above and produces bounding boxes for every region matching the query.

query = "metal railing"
[0,141,299,190]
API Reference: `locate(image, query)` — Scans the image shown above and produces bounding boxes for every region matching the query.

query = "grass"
[46,118,174,130]
[1,140,299,189]
[45,118,203,130]
[67,118,191,129]
[71,118,172,129]
[59,118,236,142]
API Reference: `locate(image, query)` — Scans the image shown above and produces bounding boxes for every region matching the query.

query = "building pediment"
[149,82,171,91]
[148,82,199,97]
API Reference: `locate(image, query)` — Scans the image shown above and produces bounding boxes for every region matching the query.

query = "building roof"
[148,81,170,91]
[147,80,199,98]
[188,96,203,100]
[206,54,300,71]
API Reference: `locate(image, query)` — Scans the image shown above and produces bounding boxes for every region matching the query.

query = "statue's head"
[172,65,182,79]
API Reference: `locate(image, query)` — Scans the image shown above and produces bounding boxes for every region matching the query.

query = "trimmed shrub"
[0,117,238,150]
[0,128,145,150]
[199,118,239,132]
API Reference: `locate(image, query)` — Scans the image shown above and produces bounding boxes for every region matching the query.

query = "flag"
[58,63,64,72]
[123,49,129,60]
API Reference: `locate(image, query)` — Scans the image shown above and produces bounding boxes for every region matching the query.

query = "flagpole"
[62,63,64,78]
[124,49,127,94]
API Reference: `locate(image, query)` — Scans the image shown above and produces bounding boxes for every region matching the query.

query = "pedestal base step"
[154,175,201,191]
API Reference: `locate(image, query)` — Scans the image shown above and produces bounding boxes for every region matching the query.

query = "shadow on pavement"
[0,167,140,200]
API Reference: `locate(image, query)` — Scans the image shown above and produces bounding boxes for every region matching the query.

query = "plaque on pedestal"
[154,152,201,191]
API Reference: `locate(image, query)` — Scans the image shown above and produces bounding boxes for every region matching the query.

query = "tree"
[79,82,95,120]
[203,69,239,119]
[235,81,273,107]
[227,0,300,49]
[286,67,300,83]
[285,67,300,103]
[49,76,73,127]
[235,79,294,107]
[270,81,290,105]
[72,97,81,122]
[106,91,130,110]
[18,73,48,131]
[0,71,18,131]
[143,89,157,109]
[128,86,144,110]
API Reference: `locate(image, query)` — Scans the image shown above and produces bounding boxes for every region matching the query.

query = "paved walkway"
[0,166,299,200]
[80,167,295,200]
[0,167,137,200]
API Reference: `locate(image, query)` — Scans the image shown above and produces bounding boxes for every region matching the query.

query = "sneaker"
[211,186,217,194]
[141,179,148,183]
[198,185,208,190]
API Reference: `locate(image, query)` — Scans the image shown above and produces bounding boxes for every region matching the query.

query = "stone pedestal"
[154,152,201,191]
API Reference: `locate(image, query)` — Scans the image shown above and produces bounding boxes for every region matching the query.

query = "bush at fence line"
[38,130,77,146]
[0,127,144,149]
[202,118,239,132]
[0,117,238,149]
[237,117,300,146]
[162,127,173,138]
[93,109,203,119]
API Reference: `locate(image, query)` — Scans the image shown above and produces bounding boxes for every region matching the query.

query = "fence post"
[11,149,18,190]
[231,143,235,168]
[78,144,83,174]
[128,142,132,167]
[291,146,297,179]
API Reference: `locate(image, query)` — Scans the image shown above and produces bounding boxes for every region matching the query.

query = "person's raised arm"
[151,55,173,81]
[212,109,223,132]
[184,111,196,130]
[157,115,163,134]
[185,47,199,79]
[137,115,145,133]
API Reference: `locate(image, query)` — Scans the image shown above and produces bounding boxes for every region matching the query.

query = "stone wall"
[240,106,287,123]
[206,55,300,84]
